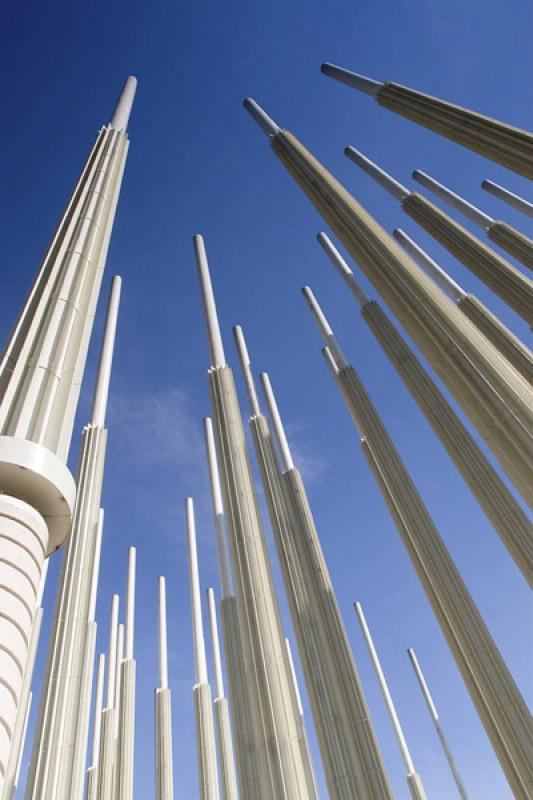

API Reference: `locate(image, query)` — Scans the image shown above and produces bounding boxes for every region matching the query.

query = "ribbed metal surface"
[193,683,220,800]
[155,688,174,800]
[488,221,533,271]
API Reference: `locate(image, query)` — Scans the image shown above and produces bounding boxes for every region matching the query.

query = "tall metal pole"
[413,169,533,270]
[0,75,135,792]
[311,245,533,586]
[25,274,123,800]
[194,236,317,799]
[203,417,261,799]
[354,604,427,800]
[155,577,174,800]
[96,595,120,800]
[392,228,533,384]
[407,649,469,800]
[345,146,533,325]
[320,62,533,178]
[207,588,238,800]
[185,498,220,800]
[304,292,533,797]
[481,180,533,219]
[86,653,106,800]
[116,548,136,800]
[233,322,392,799]
[243,101,533,508]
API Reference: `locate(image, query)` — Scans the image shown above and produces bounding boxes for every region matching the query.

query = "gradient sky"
[1,1,531,797]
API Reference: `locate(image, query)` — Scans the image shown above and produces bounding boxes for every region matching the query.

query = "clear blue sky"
[1,1,531,797]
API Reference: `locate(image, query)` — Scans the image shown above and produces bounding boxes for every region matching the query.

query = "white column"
[155,577,174,800]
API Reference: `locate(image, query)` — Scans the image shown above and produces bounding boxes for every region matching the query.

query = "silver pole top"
[301,286,348,369]
[91,275,122,427]
[233,325,261,417]
[110,76,137,132]
[481,180,533,218]
[345,147,409,201]
[158,577,168,690]
[413,170,493,230]
[320,63,383,97]
[317,233,369,307]
[260,372,294,472]
[243,98,281,137]
[193,235,226,369]
[393,228,465,303]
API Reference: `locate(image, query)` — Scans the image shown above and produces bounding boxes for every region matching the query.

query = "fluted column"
[320,62,533,178]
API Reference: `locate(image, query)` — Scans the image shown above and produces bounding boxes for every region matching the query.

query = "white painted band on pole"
[260,372,294,472]
[355,602,415,774]
[159,577,169,690]
[317,232,370,307]
[91,653,106,766]
[91,275,122,427]
[321,62,383,96]
[393,229,465,302]
[185,497,208,685]
[203,418,234,598]
[345,146,410,201]
[233,325,261,417]
[110,76,138,131]
[193,235,226,369]
[106,594,120,709]
[301,286,348,368]
[125,546,136,660]
[412,170,493,229]
[207,588,225,701]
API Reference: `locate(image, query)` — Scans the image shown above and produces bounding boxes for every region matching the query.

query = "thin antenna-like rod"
[317,233,369,307]
[88,509,104,621]
[413,170,493,229]
[110,76,138,131]
[481,180,533,218]
[207,588,225,700]
[106,595,120,709]
[114,623,125,711]
[159,577,168,690]
[203,418,233,597]
[285,639,303,717]
[301,286,348,368]
[393,229,465,302]
[408,649,469,799]
[322,346,340,375]
[185,498,208,685]
[125,547,136,660]
[243,98,281,137]
[91,275,122,427]
[193,235,226,369]
[260,372,294,471]
[320,63,383,96]
[354,602,415,774]
[91,654,106,766]
[233,326,261,416]
[345,146,409,201]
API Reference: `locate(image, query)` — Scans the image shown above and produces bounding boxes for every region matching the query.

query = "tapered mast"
[194,235,317,799]
[320,62,533,178]
[481,180,533,219]
[303,288,533,797]
[245,101,533,503]
[407,649,469,799]
[312,242,533,585]
[393,228,533,383]
[345,146,533,324]
[234,323,392,799]
[155,576,174,800]
[25,275,123,800]
[0,76,134,793]
[413,170,533,270]
[207,589,238,800]
[354,604,427,800]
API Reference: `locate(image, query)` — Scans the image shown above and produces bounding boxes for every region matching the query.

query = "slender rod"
[259,372,294,471]
[233,325,261,417]
[285,639,303,717]
[207,588,225,700]
[345,146,409,201]
[320,63,383,96]
[481,180,533,218]
[185,497,208,685]
[159,577,169,690]
[91,654,106,766]
[355,602,415,774]
[106,595,120,709]
[317,232,369,307]
[110,76,138,131]
[203,418,234,598]
[393,229,465,302]
[412,170,493,229]
[193,234,226,369]
[91,275,122,427]
[301,286,348,368]
[126,546,136,660]
[242,97,281,137]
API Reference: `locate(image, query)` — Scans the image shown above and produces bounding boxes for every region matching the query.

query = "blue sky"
[1,0,531,797]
